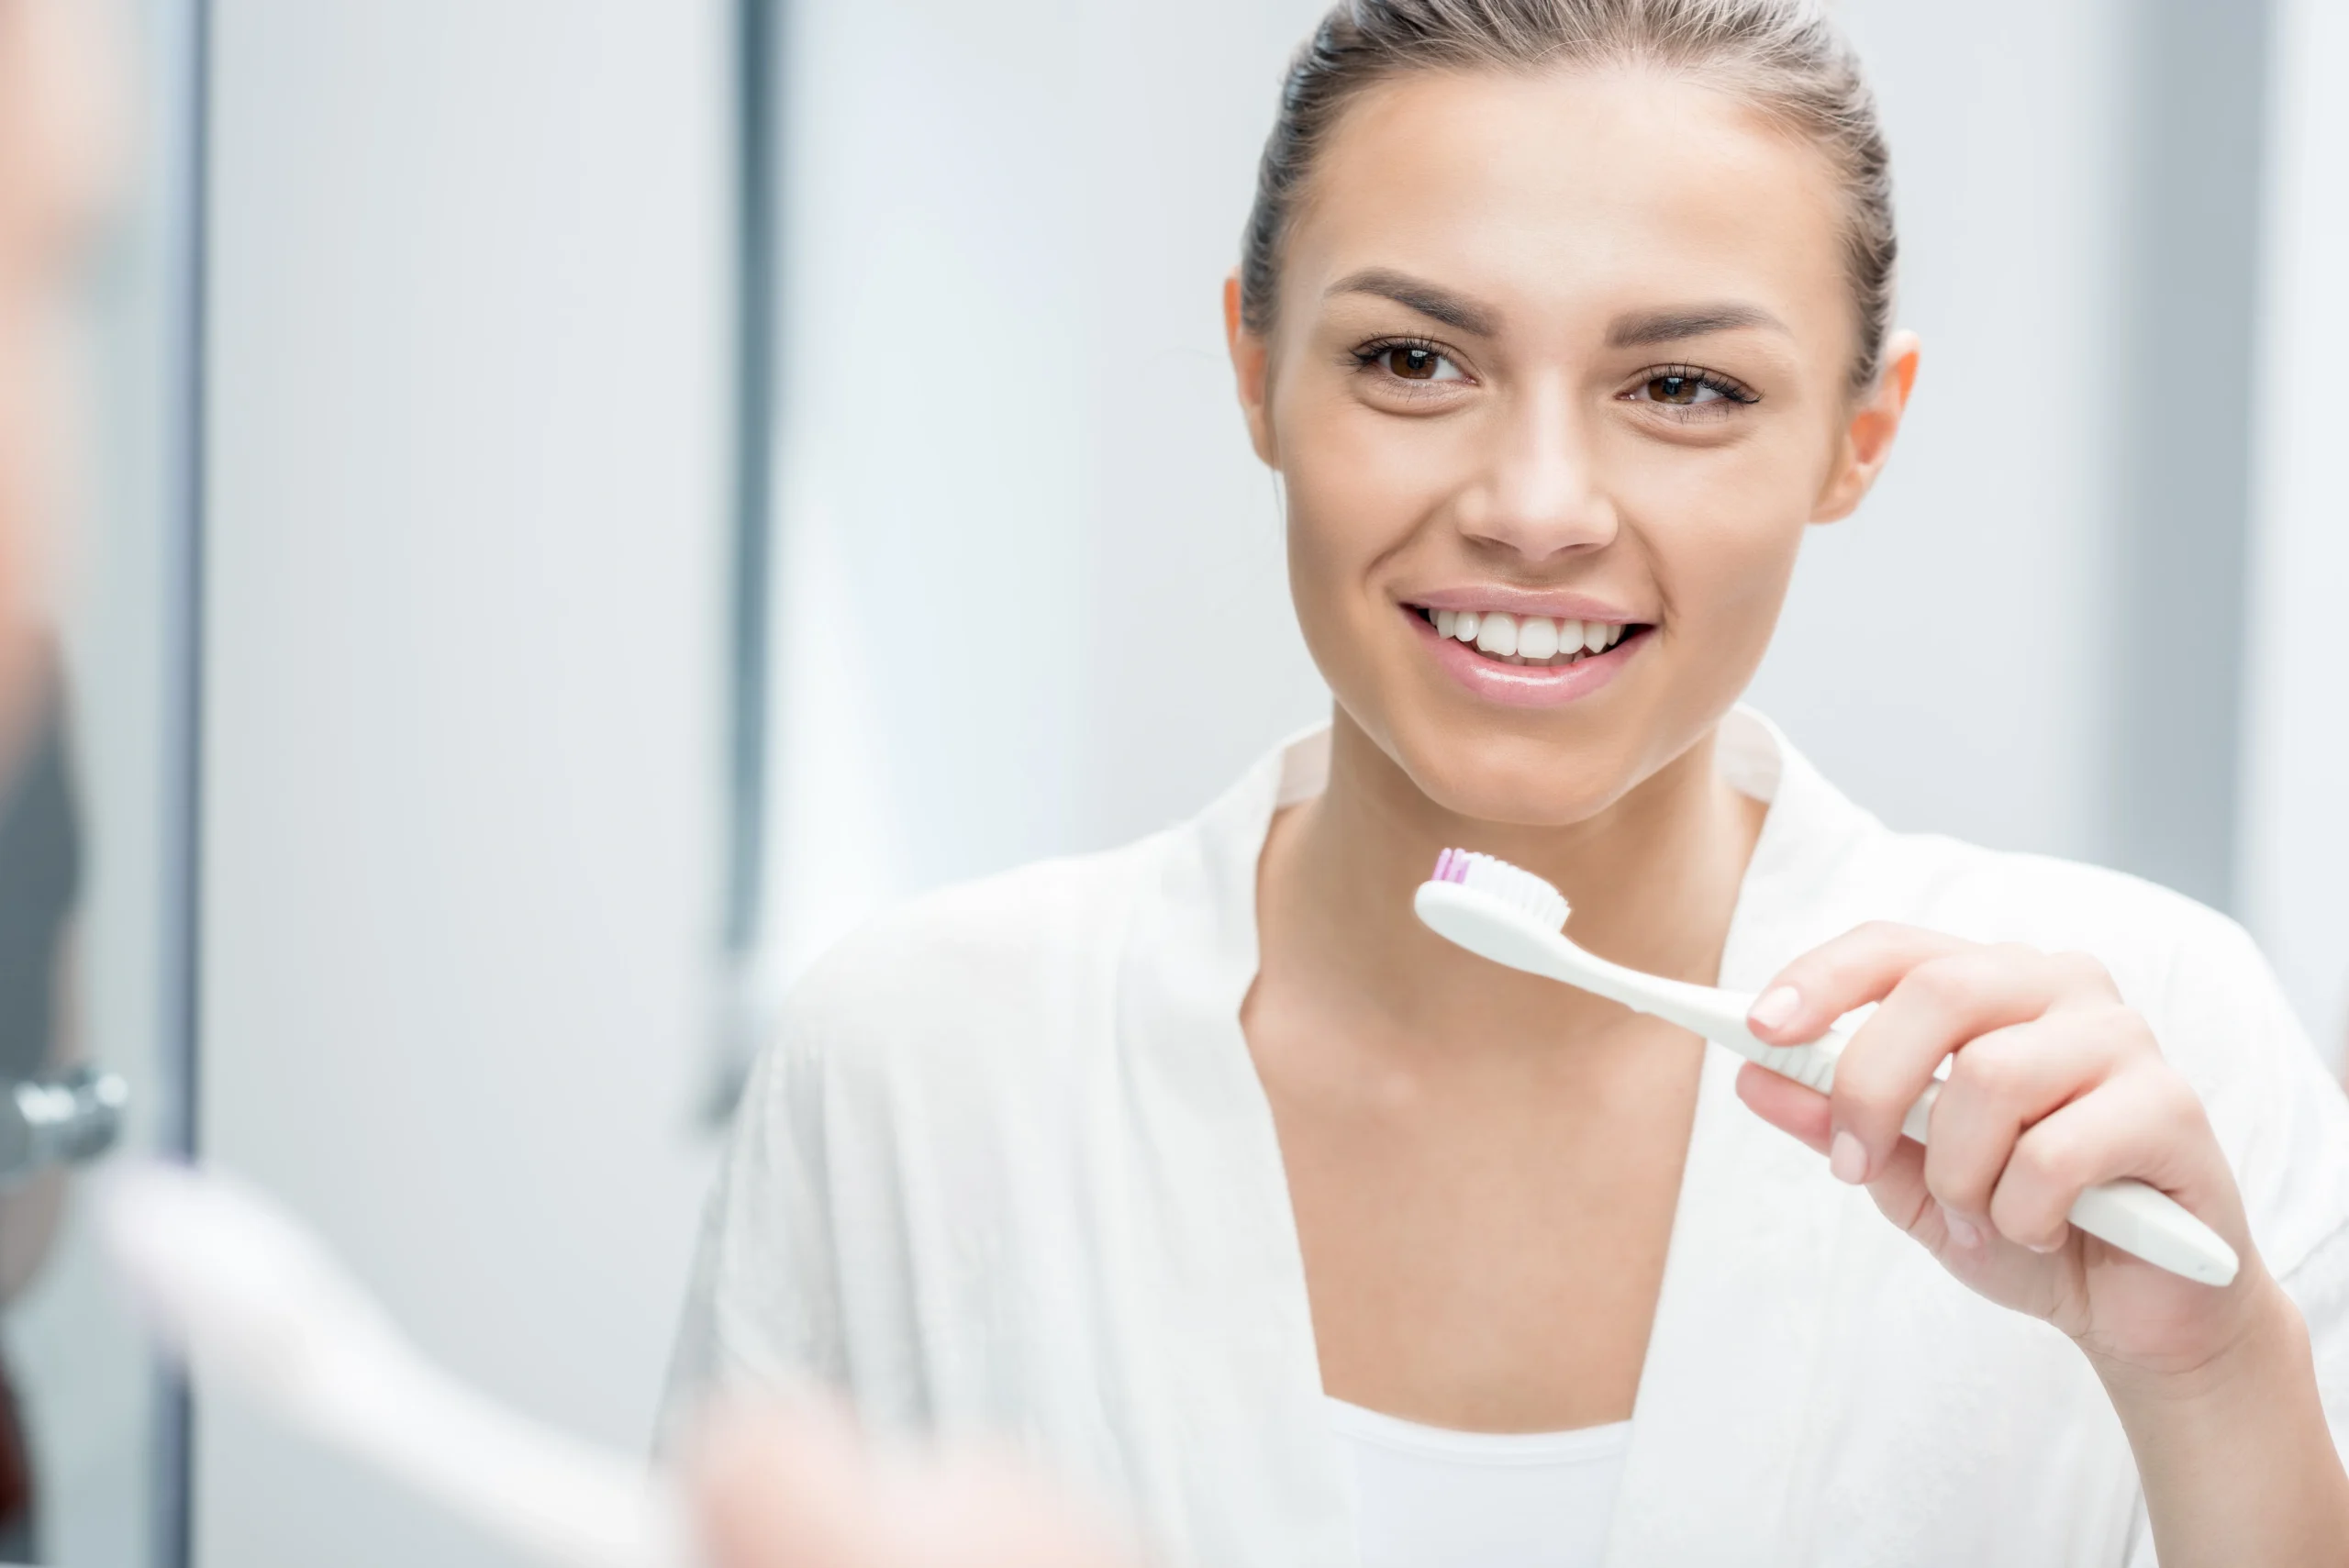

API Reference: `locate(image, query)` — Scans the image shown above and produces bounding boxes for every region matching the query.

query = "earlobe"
[1812,329,1920,524]
[1223,272,1279,468]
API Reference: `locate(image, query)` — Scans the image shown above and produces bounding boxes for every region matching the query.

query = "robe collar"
[1119,707,1892,1564]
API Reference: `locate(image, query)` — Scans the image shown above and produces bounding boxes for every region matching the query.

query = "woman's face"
[1230,66,1913,827]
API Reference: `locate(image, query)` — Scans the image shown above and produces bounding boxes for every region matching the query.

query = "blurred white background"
[5,0,2345,1564]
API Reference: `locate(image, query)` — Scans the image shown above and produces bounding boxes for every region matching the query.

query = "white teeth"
[1424,603,1633,662]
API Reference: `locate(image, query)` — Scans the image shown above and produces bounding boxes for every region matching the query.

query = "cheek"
[1602,422,1813,641]
[1271,382,1455,638]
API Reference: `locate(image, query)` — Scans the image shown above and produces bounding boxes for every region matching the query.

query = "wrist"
[2083,1270,2299,1412]
[2086,1277,2349,1568]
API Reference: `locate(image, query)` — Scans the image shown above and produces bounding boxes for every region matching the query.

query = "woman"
[668,3,2349,1563]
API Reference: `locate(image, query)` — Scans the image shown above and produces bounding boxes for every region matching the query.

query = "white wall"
[197,4,729,1564]
[2241,0,2349,1071]
[767,0,1334,975]
[1746,0,2131,862]
[774,0,2143,973]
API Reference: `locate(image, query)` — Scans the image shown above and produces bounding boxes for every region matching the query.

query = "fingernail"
[1829,1129,1868,1184]
[1749,985,1801,1032]
[1942,1207,1982,1249]
[2025,1233,2066,1255]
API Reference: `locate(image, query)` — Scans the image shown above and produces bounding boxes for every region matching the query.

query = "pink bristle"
[1435,848,1467,883]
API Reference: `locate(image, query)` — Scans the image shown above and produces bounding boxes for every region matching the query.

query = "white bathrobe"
[666,709,2349,1566]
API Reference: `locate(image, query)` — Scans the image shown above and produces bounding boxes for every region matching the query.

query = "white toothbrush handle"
[1408,884,2238,1286]
[1675,994,2239,1288]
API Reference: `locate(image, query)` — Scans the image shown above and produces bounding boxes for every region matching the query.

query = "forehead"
[1285,65,1851,350]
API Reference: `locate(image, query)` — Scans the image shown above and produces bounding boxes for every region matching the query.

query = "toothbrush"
[1416,849,2240,1287]
[96,1162,699,1568]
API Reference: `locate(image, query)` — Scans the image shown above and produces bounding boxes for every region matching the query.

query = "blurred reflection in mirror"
[0,0,133,1558]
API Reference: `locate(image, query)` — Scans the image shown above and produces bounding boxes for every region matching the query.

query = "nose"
[1453,384,1618,562]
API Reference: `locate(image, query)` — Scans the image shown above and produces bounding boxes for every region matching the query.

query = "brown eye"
[1353,340,1466,390]
[1387,345,1442,380]
[1627,367,1751,410]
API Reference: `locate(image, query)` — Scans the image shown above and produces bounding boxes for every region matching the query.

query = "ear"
[1812,328,1920,524]
[1224,271,1278,468]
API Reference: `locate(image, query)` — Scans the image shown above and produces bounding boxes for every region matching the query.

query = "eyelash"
[1349,336,1464,388]
[1623,363,1761,414]
[1349,341,1762,416]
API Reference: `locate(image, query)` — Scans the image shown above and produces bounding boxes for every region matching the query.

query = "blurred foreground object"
[94,1161,1133,1568]
[0,2,127,1550]
[688,1405,1133,1568]
[97,1162,691,1568]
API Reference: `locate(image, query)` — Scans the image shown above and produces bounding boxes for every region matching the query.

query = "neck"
[1262,708,1765,1044]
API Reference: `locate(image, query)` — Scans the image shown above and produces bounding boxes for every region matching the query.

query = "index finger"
[1746,921,1976,1045]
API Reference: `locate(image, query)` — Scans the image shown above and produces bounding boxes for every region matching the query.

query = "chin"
[1390,722,1645,829]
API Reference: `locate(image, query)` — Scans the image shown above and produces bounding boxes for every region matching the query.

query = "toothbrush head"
[1431,849,1570,932]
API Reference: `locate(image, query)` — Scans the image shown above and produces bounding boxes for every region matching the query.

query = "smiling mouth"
[1408,605,1650,667]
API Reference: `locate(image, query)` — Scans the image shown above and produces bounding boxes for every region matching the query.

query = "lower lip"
[1409,610,1647,708]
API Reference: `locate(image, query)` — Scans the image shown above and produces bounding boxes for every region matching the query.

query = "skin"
[689,1405,1132,1568]
[1219,61,2349,1568]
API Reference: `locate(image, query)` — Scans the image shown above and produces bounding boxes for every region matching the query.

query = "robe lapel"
[1600,1048,1854,1564]
[1603,711,1890,1566]
[1108,731,1357,1567]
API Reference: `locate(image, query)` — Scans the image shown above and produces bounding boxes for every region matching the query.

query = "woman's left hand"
[1735,923,2273,1379]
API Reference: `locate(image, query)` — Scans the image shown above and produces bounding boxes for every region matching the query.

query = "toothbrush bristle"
[1428,848,1570,931]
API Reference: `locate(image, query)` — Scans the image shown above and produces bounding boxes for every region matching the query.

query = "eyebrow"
[1326,268,1501,337]
[1605,304,1788,348]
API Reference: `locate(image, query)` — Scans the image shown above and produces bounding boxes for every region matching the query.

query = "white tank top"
[1327,1396,1631,1568]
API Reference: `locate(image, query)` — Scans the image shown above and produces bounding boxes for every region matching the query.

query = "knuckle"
[2072,1002,2158,1065]
[1831,1072,1904,1132]
[2110,1005,2161,1056]
[1921,1150,1988,1213]
[2146,1068,2210,1135]
[2049,949,2118,995]
[2009,1126,2081,1193]
[1987,1184,2065,1250]
[1899,959,1968,1010]
[1951,1032,2031,1100]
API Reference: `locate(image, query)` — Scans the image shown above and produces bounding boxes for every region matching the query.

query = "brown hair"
[1240,0,1898,394]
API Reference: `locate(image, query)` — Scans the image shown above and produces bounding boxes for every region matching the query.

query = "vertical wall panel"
[1747,0,2132,863]
[198,4,729,1563]
[2241,0,2349,1069]
[2109,0,2274,910]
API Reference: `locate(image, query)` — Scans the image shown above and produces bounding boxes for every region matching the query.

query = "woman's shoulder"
[1856,823,2254,995]
[1835,825,2305,1102]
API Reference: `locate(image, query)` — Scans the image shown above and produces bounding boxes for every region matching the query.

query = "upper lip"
[1403,586,1648,625]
